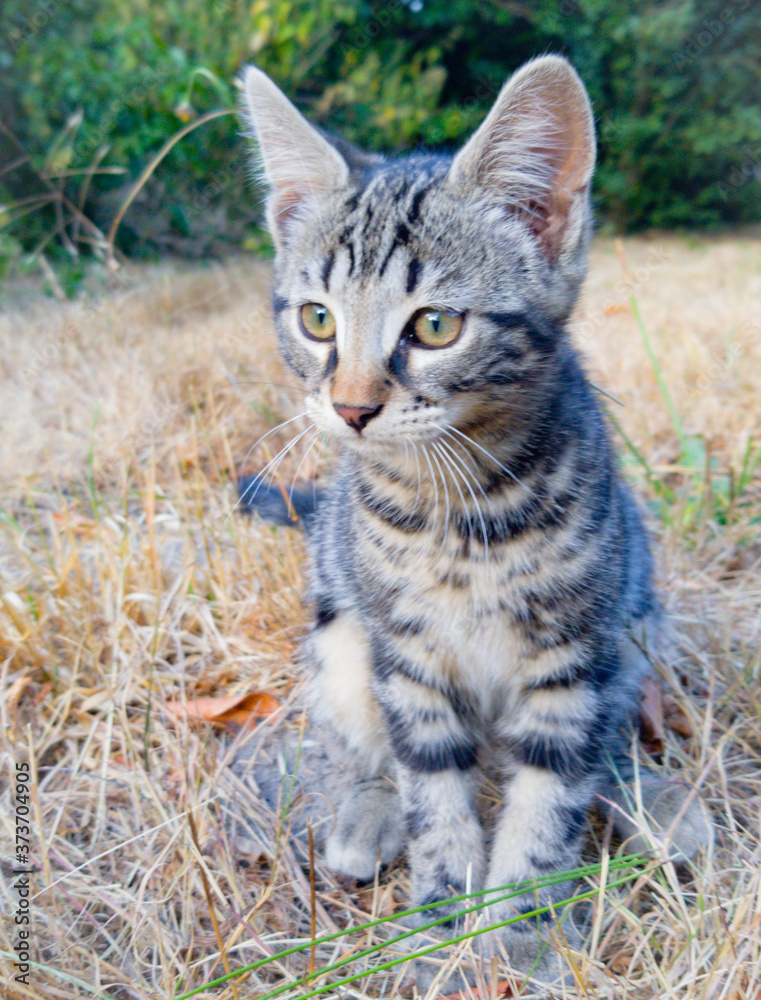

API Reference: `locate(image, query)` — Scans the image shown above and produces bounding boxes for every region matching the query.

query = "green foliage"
[569,0,761,228]
[1,0,759,276]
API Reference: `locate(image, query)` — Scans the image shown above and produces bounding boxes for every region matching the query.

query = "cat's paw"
[325,776,405,881]
[607,773,714,862]
[403,908,578,998]
[407,810,486,916]
[407,946,476,996]
[488,903,580,990]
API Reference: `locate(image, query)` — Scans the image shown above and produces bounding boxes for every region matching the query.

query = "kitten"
[240,55,711,988]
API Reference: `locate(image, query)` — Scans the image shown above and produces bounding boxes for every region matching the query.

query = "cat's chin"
[335,435,407,458]
[332,433,431,474]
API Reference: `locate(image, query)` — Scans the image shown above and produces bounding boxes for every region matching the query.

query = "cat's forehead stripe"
[406,258,422,296]
[321,249,336,291]
[321,168,442,287]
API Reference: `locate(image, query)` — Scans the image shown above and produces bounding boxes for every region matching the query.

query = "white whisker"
[443,425,552,515]
[311,434,326,510]
[440,424,526,491]
[418,442,440,537]
[439,436,491,508]
[403,440,421,514]
[410,441,423,514]
[428,443,451,550]
[437,438,490,558]
[432,442,473,546]
[288,428,322,509]
[402,440,411,505]
[235,423,315,519]
[238,411,309,470]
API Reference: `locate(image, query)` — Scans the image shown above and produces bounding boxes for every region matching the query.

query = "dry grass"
[1,234,760,1000]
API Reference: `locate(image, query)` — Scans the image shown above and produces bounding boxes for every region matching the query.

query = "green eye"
[299,303,336,341]
[411,309,464,348]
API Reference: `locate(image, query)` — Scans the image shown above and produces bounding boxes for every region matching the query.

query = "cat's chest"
[387,542,541,707]
[345,466,570,702]
[439,601,525,712]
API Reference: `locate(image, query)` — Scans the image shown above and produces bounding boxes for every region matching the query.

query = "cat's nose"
[333,402,384,432]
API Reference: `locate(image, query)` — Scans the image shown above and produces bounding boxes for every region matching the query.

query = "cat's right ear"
[446,56,596,264]
[241,67,349,246]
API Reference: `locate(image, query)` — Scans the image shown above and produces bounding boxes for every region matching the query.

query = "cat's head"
[242,56,595,454]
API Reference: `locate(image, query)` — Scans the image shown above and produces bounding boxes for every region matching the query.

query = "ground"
[0,234,759,999]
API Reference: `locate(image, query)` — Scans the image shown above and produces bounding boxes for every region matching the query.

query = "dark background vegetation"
[1,0,760,287]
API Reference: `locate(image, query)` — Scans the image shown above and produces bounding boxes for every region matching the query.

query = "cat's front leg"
[395,762,485,992]
[485,765,592,985]
[366,625,486,992]
[371,644,487,917]
[371,657,486,988]
[485,678,610,985]
[308,609,405,881]
[398,765,485,919]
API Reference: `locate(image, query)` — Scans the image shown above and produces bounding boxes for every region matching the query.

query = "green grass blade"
[173,855,649,1000]
[628,294,685,448]
[282,867,646,1000]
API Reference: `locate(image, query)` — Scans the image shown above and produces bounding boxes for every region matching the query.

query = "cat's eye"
[409,309,464,348]
[299,303,336,341]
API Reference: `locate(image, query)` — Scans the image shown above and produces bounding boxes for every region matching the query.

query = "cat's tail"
[237,477,322,532]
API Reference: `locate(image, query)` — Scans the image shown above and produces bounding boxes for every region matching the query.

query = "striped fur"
[241,57,711,988]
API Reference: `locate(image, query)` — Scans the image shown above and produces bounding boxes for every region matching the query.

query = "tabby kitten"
[241,56,709,987]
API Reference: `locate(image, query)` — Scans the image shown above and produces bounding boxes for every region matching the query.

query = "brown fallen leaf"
[639,673,665,747]
[662,694,695,738]
[111,754,136,769]
[603,302,630,316]
[607,944,636,975]
[33,681,53,706]
[357,882,397,919]
[165,690,282,731]
[640,674,696,750]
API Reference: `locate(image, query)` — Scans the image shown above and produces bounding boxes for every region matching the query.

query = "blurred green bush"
[1,0,759,277]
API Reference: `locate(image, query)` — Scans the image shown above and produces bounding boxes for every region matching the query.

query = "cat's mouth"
[309,389,455,452]
[320,413,483,477]
[328,425,413,453]
[324,418,452,455]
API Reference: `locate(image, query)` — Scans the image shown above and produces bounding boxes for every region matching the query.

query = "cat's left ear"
[446,55,595,262]
[241,67,350,246]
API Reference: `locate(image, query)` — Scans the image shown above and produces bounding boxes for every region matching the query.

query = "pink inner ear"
[447,59,595,265]
[514,125,593,259]
[272,188,305,234]
[537,190,574,257]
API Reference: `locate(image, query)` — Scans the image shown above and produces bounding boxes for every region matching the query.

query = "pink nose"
[333,403,383,432]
